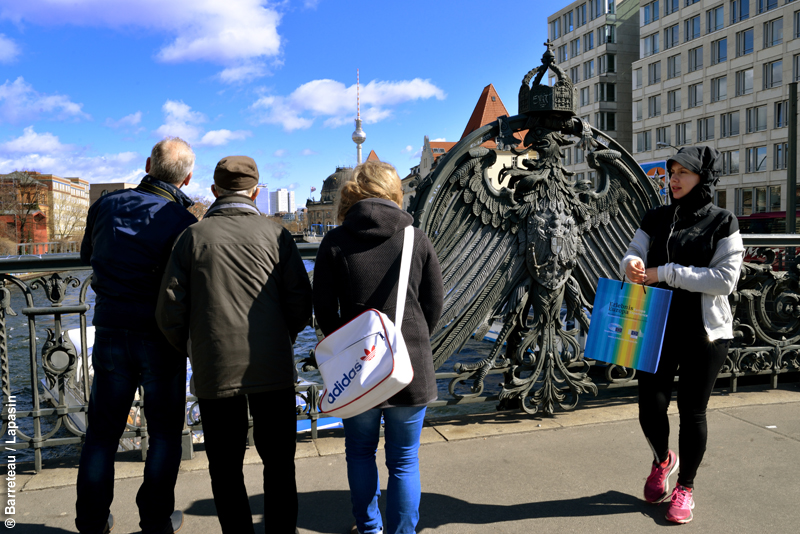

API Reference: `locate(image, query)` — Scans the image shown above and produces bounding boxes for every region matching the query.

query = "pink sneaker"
[643,450,679,503]
[665,484,695,523]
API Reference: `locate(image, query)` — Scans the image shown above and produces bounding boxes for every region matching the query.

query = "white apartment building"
[547,0,640,184]
[550,0,800,232]
[255,185,270,214]
[634,0,799,230]
[269,188,296,215]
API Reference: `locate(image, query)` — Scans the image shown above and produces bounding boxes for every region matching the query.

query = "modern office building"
[547,0,640,185]
[269,188,296,214]
[632,0,799,227]
[548,0,800,230]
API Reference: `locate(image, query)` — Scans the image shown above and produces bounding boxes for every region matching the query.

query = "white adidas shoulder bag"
[315,225,415,419]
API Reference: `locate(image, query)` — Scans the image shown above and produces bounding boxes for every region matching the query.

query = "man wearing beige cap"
[156,156,312,534]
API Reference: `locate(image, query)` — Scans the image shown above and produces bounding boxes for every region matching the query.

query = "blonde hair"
[335,161,403,223]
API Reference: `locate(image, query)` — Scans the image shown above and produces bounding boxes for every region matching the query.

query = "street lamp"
[656,142,680,152]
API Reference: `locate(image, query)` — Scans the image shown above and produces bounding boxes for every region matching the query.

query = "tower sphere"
[352,124,366,145]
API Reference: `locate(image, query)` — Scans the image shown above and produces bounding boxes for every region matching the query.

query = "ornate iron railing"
[1,236,798,471]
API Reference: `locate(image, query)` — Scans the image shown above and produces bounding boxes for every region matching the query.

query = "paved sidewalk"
[8,384,800,533]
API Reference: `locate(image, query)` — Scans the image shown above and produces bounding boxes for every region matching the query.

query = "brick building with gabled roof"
[461,83,527,148]
[401,82,532,210]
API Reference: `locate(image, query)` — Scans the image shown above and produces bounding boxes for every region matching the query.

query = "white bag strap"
[394,225,414,325]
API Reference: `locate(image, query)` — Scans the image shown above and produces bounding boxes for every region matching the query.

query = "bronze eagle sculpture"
[408,44,662,415]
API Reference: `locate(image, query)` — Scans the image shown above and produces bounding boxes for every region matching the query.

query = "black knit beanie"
[667,146,722,186]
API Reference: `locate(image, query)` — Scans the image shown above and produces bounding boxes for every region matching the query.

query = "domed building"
[306,166,352,234]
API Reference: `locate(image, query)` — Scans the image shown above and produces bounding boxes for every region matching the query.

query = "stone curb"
[12,384,800,492]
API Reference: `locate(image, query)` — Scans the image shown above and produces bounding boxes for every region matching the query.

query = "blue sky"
[0,0,573,201]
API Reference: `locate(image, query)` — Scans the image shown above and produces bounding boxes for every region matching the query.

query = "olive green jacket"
[156,195,312,399]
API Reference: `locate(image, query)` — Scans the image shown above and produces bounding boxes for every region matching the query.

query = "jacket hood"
[670,178,713,219]
[667,146,722,186]
[341,198,412,239]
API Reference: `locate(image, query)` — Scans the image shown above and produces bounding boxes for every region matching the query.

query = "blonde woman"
[313,161,443,534]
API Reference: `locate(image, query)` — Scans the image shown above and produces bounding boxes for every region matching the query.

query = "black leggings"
[638,329,730,488]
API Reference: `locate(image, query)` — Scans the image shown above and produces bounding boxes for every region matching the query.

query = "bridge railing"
[13,241,81,256]
[1,236,798,471]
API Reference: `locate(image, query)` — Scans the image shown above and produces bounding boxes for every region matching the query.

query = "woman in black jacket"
[313,161,444,534]
[621,146,744,524]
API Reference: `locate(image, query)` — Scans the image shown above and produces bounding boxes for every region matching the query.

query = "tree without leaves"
[49,190,88,241]
[0,171,48,243]
[188,195,213,220]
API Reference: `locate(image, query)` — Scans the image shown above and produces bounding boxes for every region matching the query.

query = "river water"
[1,265,498,464]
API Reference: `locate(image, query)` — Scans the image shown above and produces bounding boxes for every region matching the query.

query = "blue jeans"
[343,406,427,534]
[75,327,186,534]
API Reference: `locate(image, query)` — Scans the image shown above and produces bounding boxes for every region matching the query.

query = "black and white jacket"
[620,186,744,341]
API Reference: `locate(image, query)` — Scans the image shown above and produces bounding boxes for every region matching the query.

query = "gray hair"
[149,137,195,185]
[214,184,258,197]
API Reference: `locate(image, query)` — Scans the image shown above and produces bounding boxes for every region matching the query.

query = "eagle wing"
[411,120,535,370]
[572,126,662,306]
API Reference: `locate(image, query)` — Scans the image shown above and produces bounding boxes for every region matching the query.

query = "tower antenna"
[352,69,366,164]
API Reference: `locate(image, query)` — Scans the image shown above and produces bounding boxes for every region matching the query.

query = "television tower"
[351,69,366,164]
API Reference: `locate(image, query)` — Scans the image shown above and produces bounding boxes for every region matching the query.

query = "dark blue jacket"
[81,176,197,331]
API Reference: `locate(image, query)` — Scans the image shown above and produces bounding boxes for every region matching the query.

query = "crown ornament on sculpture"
[518,40,577,117]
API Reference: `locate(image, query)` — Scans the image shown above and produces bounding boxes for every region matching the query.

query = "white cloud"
[180,179,208,198]
[105,111,142,128]
[401,145,414,153]
[196,129,251,146]
[154,100,250,147]
[216,61,269,84]
[250,77,445,131]
[154,100,206,141]
[0,34,20,63]
[273,149,287,157]
[300,149,317,156]
[1,1,282,83]
[260,160,288,180]
[0,126,74,154]
[431,138,446,142]
[250,95,312,131]
[0,148,144,184]
[0,77,90,123]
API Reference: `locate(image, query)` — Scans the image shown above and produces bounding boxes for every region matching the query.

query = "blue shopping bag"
[584,278,672,373]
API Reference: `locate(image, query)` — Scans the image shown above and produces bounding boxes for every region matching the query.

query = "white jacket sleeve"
[619,228,651,278]
[657,231,744,296]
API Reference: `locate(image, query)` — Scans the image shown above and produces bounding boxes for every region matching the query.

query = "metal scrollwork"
[187,400,201,426]
[30,273,81,306]
[41,328,79,390]
[735,260,800,347]
[604,364,636,384]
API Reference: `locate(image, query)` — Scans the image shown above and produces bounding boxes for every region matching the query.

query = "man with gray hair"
[157,155,312,534]
[77,137,198,534]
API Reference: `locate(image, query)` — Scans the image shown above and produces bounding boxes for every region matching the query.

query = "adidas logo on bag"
[361,345,377,362]
[327,362,364,405]
[316,226,415,418]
